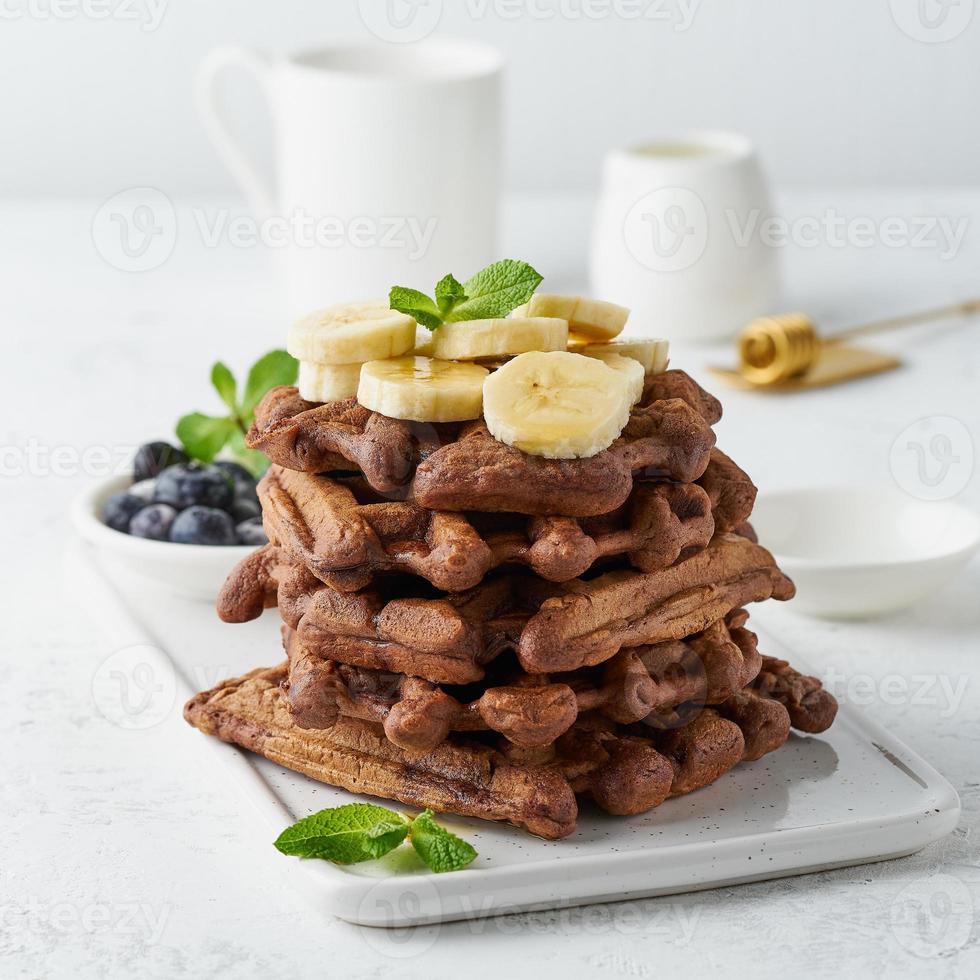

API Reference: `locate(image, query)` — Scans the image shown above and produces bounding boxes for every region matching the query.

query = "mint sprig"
[274,803,478,873]
[407,809,478,873]
[176,349,297,477]
[390,259,542,330]
[274,804,411,864]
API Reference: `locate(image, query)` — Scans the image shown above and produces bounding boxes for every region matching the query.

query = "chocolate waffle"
[184,656,831,837]
[259,447,754,591]
[247,369,720,516]
[218,534,793,685]
[517,532,794,674]
[282,608,762,751]
[751,656,839,732]
[184,664,577,840]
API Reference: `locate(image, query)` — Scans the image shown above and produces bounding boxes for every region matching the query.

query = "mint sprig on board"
[389,259,543,330]
[176,349,298,477]
[274,803,477,873]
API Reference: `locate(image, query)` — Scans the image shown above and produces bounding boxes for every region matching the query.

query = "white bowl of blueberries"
[71,441,267,601]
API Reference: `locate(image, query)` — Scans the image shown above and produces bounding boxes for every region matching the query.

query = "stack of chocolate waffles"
[185,368,837,840]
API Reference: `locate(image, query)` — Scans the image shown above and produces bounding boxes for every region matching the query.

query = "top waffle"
[247,369,721,516]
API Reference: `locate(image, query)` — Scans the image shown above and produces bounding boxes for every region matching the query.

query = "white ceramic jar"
[590,132,780,340]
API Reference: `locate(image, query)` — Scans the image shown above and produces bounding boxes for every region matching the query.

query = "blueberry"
[235,516,268,546]
[213,460,258,499]
[129,478,157,502]
[170,506,237,546]
[129,503,178,541]
[230,496,261,522]
[102,492,147,533]
[154,463,234,510]
[133,441,189,482]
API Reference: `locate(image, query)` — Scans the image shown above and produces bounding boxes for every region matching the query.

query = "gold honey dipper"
[736,299,980,386]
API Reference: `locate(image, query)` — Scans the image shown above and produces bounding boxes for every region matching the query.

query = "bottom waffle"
[184,660,836,839]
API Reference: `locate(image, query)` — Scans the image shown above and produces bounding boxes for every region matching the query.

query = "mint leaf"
[445,260,542,323]
[274,804,410,864]
[211,362,238,415]
[434,274,466,317]
[408,809,477,873]
[390,260,542,331]
[227,429,269,478]
[389,286,442,331]
[240,350,298,417]
[176,413,236,463]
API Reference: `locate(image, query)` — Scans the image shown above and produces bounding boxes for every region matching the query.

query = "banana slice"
[288,301,417,365]
[357,356,489,423]
[521,294,629,341]
[581,338,670,375]
[431,317,568,361]
[412,328,435,357]
[483,351,633,459]
[582,351,644,405]
[297,361,362,403]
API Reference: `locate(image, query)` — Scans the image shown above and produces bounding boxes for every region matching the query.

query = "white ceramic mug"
[590,132,780,340]
[198,39,503,315]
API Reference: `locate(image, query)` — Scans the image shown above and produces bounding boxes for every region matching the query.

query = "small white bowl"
[751,487,980,618]
[71,474,256,601]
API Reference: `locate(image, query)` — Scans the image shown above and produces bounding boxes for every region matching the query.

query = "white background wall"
[1,0,978,199]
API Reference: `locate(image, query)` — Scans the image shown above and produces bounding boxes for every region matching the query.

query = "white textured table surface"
[2,191,979,978]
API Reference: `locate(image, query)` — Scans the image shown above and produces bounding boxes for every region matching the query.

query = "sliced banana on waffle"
[431,316,568,361]
[412,328,436,357]
[483,351,633,459]
[582,351,644,405]
[297,361,362,403]
[358,356,489,422]
[581,338,670,375]
[288,301,417,365]
[514,294,629,341]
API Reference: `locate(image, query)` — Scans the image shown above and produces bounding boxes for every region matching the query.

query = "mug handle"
[196,45,276,217]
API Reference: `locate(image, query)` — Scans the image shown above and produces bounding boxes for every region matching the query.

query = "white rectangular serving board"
[73,545,960,927]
